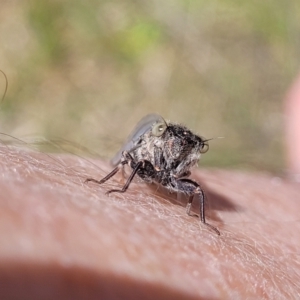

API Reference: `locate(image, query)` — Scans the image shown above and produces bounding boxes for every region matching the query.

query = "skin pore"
[1,74,300,299]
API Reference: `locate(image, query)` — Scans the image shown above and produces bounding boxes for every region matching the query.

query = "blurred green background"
[0,0,299,173]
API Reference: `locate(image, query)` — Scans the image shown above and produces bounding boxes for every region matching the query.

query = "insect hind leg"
[106,160,143,195]
[85,160,127,185]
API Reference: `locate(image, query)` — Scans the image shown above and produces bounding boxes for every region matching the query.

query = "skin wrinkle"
[1,144,300,299]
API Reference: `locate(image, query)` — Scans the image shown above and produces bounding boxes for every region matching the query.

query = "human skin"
[0,143,300,300]
[285,73,300,179]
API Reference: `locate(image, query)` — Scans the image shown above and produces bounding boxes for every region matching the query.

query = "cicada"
[86,114,220,235]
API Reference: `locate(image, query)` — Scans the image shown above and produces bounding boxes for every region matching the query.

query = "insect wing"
[111,114,165,166]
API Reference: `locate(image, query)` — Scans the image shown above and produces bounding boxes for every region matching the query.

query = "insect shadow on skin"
[85,114,220,235]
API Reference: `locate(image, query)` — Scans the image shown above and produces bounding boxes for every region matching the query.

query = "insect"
[85,114,220,235]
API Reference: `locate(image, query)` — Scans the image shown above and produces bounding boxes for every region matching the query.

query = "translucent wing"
[111,113,165,166]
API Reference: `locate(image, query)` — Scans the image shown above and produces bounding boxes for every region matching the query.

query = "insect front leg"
[174,178,220,235]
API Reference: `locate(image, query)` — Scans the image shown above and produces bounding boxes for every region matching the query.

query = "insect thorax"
[131,125,202,182]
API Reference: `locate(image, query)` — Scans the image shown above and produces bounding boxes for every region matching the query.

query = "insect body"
[85,114,220,235]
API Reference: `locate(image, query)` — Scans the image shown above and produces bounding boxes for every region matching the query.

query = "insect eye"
[152,122,167,137]
[200,142,209,153]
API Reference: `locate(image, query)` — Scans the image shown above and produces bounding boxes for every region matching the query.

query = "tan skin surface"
[1,74,300,300]
[285,73,300,178]
[1,143,300,300]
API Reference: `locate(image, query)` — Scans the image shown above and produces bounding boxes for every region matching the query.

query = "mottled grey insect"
[85,114,220,235]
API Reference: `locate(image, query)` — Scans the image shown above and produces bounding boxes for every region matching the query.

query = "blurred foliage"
[0,0,299,173]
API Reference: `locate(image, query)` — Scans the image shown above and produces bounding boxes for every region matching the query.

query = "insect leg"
[106,160,143,195]
[175,178,220,235]
[85,160,128,185]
